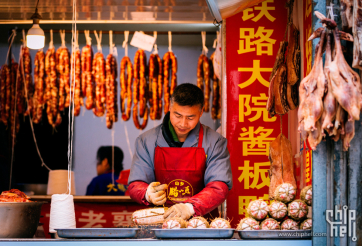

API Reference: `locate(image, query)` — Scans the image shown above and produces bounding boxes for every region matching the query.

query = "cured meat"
[162,217,186,229]
[288,200,308,221]
[269,41,288,81]
[247,199,269,220]
[236,218,260,230]
[92,52,106,117]
[195,55,211,112]
[149,54,163,120]
[281,219,299,230]
[210,218,231,228]
[163,51,177,114]
[187,217,209,228]
[0,65,10,126]
[340,0,354,31]
[132,208,166,225]
[260,218,280,230]
[9,61,20,140]
[353,0,362,70]
[308,27,354,42]
[329,26,362,121]
[298,31,326,132]
[22,47,34,117]
[286,81,299,110]
[120,56,133,121]
[268,134,296,200]
[343,119,355,151]
[133,50,148,130]
[267,64,289,117]
[210,52,221,120]
[45,47,62,128]
[81,44,94,110]
[287,24,301,85]
[33,50,45,124]
[268,201,287,220]
[321,32,337,134]
[105,54,118,129]
[71,49,83,116]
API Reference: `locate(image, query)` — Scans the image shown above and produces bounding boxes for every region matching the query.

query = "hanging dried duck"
[352,0,362,70]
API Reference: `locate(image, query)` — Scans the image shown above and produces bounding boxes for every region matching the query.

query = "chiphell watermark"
[326,205,357,242]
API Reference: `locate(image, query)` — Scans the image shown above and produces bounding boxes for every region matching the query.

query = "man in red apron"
[128,83,232,220]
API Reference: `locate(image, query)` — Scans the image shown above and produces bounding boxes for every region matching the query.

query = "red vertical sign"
[225,0,288,227]
[303,0,313,186]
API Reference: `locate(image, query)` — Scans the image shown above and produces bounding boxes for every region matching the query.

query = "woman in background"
[86,146,128,195]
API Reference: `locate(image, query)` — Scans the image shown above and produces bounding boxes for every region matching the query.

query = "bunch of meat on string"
[0,189,31,202]
[297,28,326,148]
[317,12,361,151]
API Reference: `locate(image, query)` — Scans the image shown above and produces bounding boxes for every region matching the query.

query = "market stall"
[0,0,361,245]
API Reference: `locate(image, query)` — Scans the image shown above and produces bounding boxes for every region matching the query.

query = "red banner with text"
[225,0,288,227]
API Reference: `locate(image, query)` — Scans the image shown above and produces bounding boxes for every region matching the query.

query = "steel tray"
[238,229,312,240]
[152,228,235,239]
[56,228,139,238]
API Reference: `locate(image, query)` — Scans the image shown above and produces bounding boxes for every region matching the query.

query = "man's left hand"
[163,203,195,220]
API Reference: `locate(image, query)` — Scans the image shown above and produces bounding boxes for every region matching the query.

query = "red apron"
[154,125,206,206]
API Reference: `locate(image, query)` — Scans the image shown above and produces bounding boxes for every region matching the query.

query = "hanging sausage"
[133,49,148,130]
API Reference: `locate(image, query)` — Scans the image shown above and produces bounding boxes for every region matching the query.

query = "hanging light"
[26,0,45,49]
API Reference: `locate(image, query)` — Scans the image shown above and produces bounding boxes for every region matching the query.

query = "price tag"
[130,31,156,52]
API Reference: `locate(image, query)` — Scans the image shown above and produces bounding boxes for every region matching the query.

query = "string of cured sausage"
[9,61,20,140]
[210,52,221,120]
[81,31,94,110]
[149,53,163,120]
[133,49,148,130]
[33,50,45,124]
[22,47,34,117]
[120,56,133,121]
[0,65,10,126]
[92,31,106,117]
[105,54,118,129]
[45,47,62,128]
[196,54,211,112]
[162,51,177,114]
[71,48,83,116]
[92,52,106,117]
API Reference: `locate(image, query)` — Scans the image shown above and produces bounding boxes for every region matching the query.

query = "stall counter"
[0,239,312,246]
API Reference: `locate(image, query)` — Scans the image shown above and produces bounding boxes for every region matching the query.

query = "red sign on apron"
[225,0,288,227]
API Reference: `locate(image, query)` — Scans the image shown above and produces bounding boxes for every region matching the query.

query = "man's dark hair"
[96,146,124,173]
[170,83,204,109]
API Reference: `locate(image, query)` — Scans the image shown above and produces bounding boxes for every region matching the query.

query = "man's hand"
[163,203,195,220]
[145,182,168,205]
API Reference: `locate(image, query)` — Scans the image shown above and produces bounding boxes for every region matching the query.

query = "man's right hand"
[145,182,168,205]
